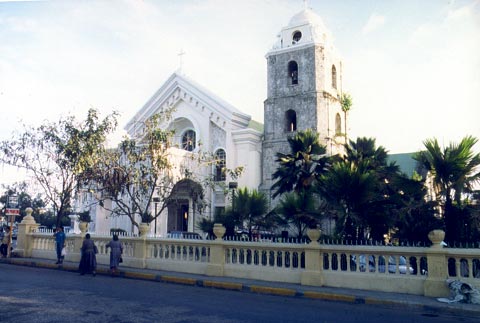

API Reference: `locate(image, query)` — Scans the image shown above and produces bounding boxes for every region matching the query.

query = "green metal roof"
[387,152,419,177]
[248,119,264,133]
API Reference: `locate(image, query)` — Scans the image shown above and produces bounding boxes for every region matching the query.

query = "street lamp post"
[6,195,19,258]
[228,182,238,212]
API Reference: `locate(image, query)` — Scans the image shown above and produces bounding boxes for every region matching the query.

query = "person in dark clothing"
[106,234,123,276]
[79,233,97,276]
[0,227,9,258]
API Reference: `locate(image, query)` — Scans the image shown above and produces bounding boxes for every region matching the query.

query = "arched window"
[335,113,341,135]
[292,31,302,44]
[214,149,226,181]
[285,110,297,132]
[332,65,337,89]
[182,129,196,151]
[288,61,298,85]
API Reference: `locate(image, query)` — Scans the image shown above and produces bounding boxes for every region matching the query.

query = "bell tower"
[261,8,345,197]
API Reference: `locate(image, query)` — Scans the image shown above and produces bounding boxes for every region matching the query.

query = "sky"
[0,0,479,185]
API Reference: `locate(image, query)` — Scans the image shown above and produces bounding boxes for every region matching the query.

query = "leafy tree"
[85,111,178,229]
[85,110,242,231]
[414,136,480,241]
[0,109,118,227]
[0,183,69,228]
[79,101,247,231]
[0,183,46,224]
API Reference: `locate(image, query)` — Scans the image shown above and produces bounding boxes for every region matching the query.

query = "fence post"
[15,207,39,257]
[133,225,149,268]
[424,230,449,297]
[68,235,84,263]
[206,223,226,276]
[301,228,323,286]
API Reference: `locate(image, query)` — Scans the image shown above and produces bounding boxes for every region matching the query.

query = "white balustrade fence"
[15,221,480,298]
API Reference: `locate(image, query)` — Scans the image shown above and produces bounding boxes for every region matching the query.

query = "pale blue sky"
[1,0,479,184]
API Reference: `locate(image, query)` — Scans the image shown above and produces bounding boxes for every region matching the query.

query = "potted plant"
[306,223,321,244]
[78,211,91,222]
[139,212,153,237]
[77,211,91,233]
[213,223,226,240]
[140,212,153,224]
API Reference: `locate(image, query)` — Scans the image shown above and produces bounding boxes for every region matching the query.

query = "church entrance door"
[166,179,203,233]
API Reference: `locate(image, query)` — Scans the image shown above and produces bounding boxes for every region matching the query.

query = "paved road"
[0,264,477,323]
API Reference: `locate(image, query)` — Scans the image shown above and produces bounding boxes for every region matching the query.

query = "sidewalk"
[2,257,479,316]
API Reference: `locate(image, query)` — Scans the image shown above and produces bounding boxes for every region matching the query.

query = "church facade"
[84,8,347,237]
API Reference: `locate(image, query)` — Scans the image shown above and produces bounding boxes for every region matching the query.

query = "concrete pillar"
[15,207,39,257]
[301,228,323,286]
[301,246,323,286]
[424,230,449,297]
[69,235,84,263]
[206,224,226,276]
[133,225,148,268]
[206,241,225,276]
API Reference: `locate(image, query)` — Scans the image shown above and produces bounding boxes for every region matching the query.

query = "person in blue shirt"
[54,226,66,264]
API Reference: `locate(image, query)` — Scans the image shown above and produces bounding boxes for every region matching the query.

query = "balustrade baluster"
[455,258,461,278]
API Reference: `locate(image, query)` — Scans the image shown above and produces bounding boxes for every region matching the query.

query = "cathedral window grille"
[182,129,196,151]
[332,65,337,89]
[288,61,298,85]
[335,113,341,135]
[214,149,226,181]
[285,110,297,132]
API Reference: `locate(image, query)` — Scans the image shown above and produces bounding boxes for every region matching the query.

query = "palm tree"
[392,176,441,244]
[415,136,480,240]
[344,137,389,170]
[271,129,330,198]
[275,192,322,238]
[340,93,352,144]
[416,136,480,206]
[318,137,406,240]
[233,188,268,238]
[318,160,376,239]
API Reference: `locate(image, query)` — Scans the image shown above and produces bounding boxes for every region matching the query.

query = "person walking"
[53,226,66,264]
[106,234,123,276]
[78,233,97,276]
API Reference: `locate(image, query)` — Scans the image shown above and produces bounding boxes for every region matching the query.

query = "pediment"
[125,72,251,135]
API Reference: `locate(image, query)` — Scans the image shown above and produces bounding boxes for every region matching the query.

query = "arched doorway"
[167,179,203,233]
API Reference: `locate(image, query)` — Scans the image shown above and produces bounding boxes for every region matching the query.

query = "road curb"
[202,280,243,291]
[160,275,197,285]
[124,271,156,281]
[3,258,480,316]
[249,285,297,297]
[302,291,357,303]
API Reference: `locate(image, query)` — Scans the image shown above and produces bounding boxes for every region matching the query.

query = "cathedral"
[87,7,347,236]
